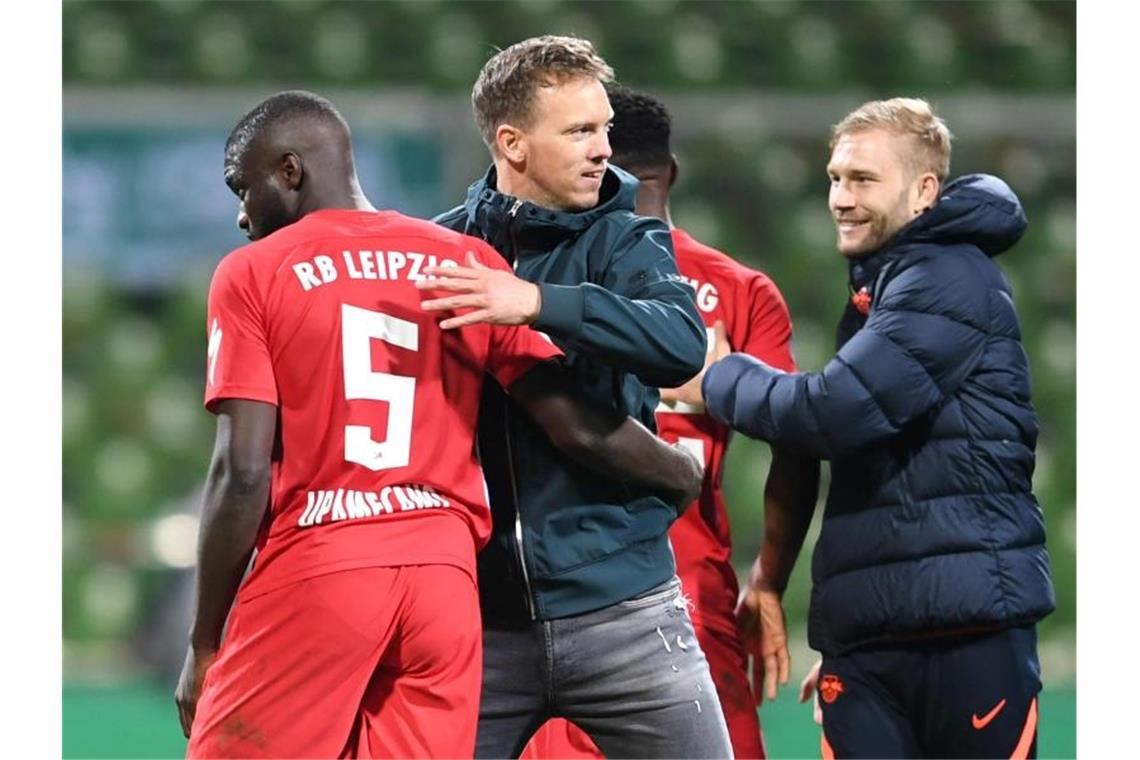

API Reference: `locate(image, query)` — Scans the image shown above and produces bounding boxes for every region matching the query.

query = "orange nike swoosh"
[972,698,1007,729]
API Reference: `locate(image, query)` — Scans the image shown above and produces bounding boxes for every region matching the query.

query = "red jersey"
[657,228,796,635]
[204,209,561,599]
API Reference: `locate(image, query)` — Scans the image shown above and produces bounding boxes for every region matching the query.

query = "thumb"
[713,320,730,358]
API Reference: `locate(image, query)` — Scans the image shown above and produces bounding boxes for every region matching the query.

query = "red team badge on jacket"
[850,286,872,315]
[819,674,845,704]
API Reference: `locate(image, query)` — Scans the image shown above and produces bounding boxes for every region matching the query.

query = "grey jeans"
[475,576,734,759]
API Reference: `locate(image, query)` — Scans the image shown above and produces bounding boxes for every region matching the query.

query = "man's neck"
[301,176,376,216]
[634,180,673,228]
[638,201,673,228]
[492,158,557,210]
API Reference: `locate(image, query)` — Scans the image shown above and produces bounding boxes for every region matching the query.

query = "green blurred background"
[61,1,1075,757]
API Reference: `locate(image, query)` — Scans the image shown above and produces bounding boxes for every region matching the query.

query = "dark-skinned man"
[174,89,703,759]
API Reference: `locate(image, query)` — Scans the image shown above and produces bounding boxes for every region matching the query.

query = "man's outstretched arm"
[175,398,276,738]
[702,257,989,459]
[508,360,703,512]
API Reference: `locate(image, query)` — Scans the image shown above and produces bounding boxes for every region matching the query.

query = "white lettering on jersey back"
[365,491,387,516]
[312,490,334,525]
[331,488,348,521]
[408,485,436,509]
[293,262,323,291]
[332,250,460,286]
[427,486,451,507]
[387,250,408,280]
[343,251,364,278]
[296,484,452,527]
[314,255,338,284]
[346,490,371,519]
[406,252,426,281]
[298,490,320,527]
[697,282,720,312]
[393,486,415,511]
[679,275,720,312]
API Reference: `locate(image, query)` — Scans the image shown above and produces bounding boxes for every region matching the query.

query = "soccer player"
[421,36,733,758]
[702,98,1055,758]
[173,90,704,758]
[521,86,821,760]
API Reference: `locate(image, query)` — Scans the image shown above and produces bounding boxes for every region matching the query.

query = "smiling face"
[827,128,931,258]
[504,76,613,212]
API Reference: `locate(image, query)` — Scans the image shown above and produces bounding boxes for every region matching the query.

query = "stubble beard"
[840,192,912,258]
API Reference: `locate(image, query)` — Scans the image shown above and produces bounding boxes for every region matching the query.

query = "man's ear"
[496,125,527,164]
[279,152,303,191]
[669,155,679,189]
[913,172,940,215]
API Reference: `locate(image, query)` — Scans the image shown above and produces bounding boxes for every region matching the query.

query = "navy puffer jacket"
[703,174,1055,655]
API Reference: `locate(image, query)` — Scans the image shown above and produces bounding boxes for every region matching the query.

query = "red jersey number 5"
[341,304,418,472]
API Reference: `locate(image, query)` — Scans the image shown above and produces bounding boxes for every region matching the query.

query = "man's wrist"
[749,556,790,596]
[750,573,786,596]
[532,283,583,335]
[528,282,542,323]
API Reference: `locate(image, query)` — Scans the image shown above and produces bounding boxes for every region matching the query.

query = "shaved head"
[224,90,352,193]
[222,90,368,241]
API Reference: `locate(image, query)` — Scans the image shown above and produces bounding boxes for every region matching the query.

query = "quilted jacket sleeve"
[702,249,990,459]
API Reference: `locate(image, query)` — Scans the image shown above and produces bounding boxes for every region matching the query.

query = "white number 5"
[341,304,418,471]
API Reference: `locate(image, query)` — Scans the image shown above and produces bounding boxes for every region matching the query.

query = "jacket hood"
[897,173,1028,258]
[847,173,1028,292]
[462,163,639,234]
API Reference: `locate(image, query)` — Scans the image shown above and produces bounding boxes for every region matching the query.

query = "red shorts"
[186,565,482,758]
[522,614,766,759]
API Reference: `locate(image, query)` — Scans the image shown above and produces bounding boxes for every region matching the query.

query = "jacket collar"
[462,163,638,240]
[846,173,1028,291]
[848,247,900,293]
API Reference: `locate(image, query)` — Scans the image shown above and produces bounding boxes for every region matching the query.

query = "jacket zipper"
[505,197,537,619]
[507,199,523,270]
[506,353,535,619]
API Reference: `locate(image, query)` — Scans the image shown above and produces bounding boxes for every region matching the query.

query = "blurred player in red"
[173,90,703,759]
[522,86,820,760]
